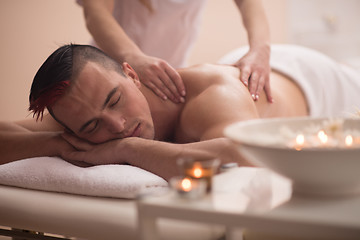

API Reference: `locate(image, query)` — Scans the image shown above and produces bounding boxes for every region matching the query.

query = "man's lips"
[126,123,141,138]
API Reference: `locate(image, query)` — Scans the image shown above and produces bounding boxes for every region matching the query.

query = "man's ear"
[122,62,141,88]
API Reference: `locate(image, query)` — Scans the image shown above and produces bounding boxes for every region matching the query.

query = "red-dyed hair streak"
[29,81,70,121]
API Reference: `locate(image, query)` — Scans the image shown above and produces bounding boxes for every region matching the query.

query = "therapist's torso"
[112,0,207,68]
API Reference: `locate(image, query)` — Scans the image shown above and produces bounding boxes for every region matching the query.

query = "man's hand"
[60,133,129,165]
[233,46,273,103]
[125,53,186,103]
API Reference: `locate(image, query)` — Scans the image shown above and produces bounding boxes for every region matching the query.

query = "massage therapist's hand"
[60,133,131,165]
[126,52,186,103]
[233,46,273,103]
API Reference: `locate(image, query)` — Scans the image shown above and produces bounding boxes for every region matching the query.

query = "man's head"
[29,44,155,143]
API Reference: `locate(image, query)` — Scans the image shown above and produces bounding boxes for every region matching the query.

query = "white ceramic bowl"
[224,117,360,197]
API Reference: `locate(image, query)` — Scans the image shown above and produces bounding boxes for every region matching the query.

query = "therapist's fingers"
[249,72,273,103]
[138,62,185,103]
[248,71,260,101]
[157,72,185,103]
[164,65,186,97]
[152,62,185,103]
[239,66,251,87]
[263,77,273,103]
[255,75,266,101]
[145,77,174,101]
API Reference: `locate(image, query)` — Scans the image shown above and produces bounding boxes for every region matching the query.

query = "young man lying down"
[1,44,359,180]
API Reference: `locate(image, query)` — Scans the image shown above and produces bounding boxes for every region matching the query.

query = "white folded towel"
[0,157,168,199]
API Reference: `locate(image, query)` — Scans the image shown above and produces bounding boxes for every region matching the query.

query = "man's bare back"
[174,64,308,143]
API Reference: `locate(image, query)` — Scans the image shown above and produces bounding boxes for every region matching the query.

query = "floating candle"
[281,119,360,150]
[317,130,328,144]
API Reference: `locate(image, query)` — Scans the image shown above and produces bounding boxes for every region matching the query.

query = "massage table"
[0,185,226,240]
[0,157,230,240]
[0,157,290,240]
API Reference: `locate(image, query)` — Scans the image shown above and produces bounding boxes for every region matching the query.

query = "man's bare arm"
[0,116,71,165]
[60,134,247,181]
[126,137,250,180]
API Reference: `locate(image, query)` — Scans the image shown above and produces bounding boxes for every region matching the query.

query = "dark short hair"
[29,44,124,120]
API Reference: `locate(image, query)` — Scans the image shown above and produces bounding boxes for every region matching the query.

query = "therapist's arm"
[234,0,272,103]
[80,0,185,103]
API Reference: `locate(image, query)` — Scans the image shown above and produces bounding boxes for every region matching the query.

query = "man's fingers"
[62,150,86,163]
[61,133,93,151]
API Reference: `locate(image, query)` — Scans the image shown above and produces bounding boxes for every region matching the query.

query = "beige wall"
[0,0,287,121]
[0,0,91,121]
[189,0,287,65]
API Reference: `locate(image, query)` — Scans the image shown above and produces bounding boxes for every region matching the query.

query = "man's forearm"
[0,130,64,165]
[61,136,252,180]
[123,137,251,180]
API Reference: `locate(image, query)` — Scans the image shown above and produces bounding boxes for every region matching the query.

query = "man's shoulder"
[175,64,256,142]
[178,64,241,96]
[179,63,240,81]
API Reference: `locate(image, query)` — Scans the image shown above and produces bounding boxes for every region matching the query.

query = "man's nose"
[104,113,126,133]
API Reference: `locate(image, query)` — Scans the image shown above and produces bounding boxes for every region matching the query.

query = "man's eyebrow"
[79,87,118,133]
[102,87,118,109]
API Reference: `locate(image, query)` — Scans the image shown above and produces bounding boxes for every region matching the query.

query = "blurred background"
[0,0,359,121]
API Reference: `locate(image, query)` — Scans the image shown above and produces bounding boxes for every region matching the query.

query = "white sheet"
[0,157,168,199]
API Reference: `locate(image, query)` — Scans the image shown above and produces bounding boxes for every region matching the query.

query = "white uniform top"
[78,0,207,68]
[218,44,360,117]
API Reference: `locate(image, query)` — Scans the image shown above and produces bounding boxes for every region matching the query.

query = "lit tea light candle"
[295,134,305,150]
[192,164,204,178]
[181,178,192,192]
[177,158,220,192]
[170,176,206,199]
[345,135,353,147]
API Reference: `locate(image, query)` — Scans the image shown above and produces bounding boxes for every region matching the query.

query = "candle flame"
[296,134,305,145]
[345,135,353,147]
[193,167,203,178]
[181,178,192,192]
[317,130,328,144]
